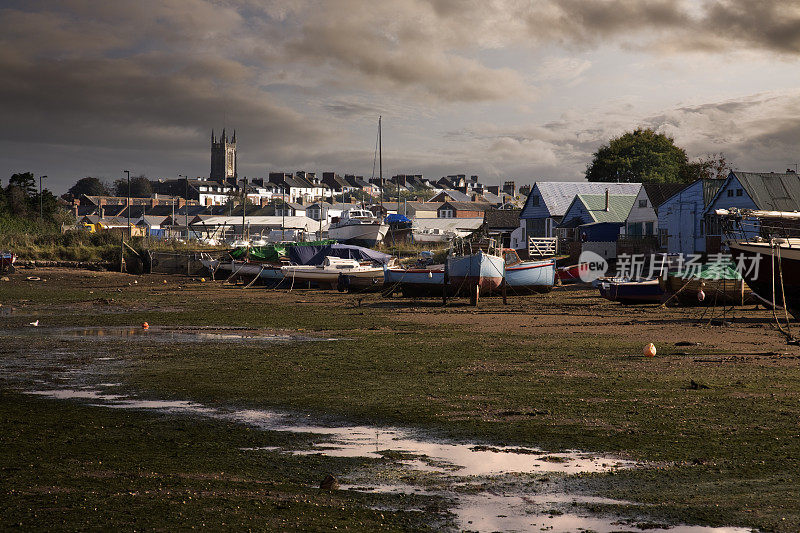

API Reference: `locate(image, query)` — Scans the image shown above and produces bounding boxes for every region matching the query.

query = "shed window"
[532,195,540,206]
[736,189,743,196]
[645,222,654,235]
[639,199,647,208]
[440,209,454,218]
[727,189,733,197]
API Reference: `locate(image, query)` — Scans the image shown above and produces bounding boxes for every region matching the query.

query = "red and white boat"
[1,251,16,273]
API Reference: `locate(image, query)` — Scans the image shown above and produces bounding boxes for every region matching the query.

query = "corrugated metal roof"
[529,182,642,218]
[734,172,800,211]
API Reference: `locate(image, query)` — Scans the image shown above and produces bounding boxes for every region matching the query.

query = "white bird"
[29,320,39,327]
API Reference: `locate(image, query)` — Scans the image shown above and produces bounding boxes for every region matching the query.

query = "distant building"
[210,129,237,183]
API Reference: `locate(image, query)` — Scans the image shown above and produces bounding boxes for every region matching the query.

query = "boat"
[446,239,505,303]
[501,249,555,294]
[661,262,754,306]
[327,207,388,247]
[716,208,800,317]
[337,269,385,293]
[281,256,384,289]
[383,265,446,297]
[557,263,588,283]
[199,254,285,285]
[1,251,16,274]
[598,278,664,304]
[412,227,454,244]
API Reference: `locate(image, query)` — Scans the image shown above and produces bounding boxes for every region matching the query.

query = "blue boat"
[502,250,555,294]
[383,265,446,297]
[447,250,505,297]
[598,278,664,304]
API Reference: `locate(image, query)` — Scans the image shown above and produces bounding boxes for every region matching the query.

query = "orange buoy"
[142,322,149,330]
[643,343,656,358]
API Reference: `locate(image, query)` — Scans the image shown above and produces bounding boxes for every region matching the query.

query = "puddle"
[0,306,15,317]
[33,326,330,343]
[22,386,751,533]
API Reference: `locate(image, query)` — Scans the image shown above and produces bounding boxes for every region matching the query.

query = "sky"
[1,0,799,194]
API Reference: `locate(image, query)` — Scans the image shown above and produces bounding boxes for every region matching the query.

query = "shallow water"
[49,326,328,343]
[23,387,750,533]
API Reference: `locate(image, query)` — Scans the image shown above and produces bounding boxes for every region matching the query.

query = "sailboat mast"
[379,115,382,214]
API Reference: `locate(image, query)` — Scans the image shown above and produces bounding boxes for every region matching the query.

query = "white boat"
[327,208,388,247]
[281,256,384,289]
[412,227,454,243]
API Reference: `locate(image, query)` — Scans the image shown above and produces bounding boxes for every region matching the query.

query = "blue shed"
[657,179,723,256]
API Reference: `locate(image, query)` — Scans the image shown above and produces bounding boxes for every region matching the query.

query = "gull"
[29,320,39,327]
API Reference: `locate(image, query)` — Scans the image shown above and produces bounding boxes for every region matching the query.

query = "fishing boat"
[327,208,388,247]
[501,249,555,294]
[598,278,664,304]
[716,208,800,317]
[661,262,754,306]
[382,265,446,297]
[281,256,384,290]
[1,251,16,274]
[447,239,505,303]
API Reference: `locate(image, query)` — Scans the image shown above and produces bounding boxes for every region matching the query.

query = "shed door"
[679,207,695,255]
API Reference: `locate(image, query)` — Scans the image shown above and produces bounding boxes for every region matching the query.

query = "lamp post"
[178,174,188,241]
[124,170,130,238]
[39,175,47,220]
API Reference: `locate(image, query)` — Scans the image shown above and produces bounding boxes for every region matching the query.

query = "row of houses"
[517,170,800,260]
[142,171,519,208]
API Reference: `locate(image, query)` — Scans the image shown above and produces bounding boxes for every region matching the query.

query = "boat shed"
[703,171,800,252]
[520,182,642,239]
[657,179,723,256]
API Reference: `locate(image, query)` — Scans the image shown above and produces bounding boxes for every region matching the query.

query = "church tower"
[210,128,237,184]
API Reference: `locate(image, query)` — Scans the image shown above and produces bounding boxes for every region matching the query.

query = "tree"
[113,175,153,198]
[681,153,731,182]
[586,129,690,183]
[66,177,110,199]
[8,172,37,196]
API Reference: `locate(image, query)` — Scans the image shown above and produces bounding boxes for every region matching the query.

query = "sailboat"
[329,116,389,247]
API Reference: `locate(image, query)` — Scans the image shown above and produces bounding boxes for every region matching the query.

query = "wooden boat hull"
[662,275,754,306]
[503,259,556,294]
[383,267,446,297]
[598,279,664,304]
[447,252,504,295]
[728,240,800,318]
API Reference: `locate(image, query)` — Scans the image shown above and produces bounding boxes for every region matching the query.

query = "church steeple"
[210,126,237,182]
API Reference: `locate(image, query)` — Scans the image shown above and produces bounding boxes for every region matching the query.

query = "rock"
[319,474,339,491]
[689,380,711,390]
[0,277,9,282]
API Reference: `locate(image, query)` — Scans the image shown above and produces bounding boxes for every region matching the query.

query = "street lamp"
[124,170,130,238]
[39,175,47,220]
[178,174,188,241]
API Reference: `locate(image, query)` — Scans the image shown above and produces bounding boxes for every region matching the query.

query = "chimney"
[605,189,610,212]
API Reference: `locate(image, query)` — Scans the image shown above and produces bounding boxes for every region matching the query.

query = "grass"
[0,392,439,531]
[2,270,800,530]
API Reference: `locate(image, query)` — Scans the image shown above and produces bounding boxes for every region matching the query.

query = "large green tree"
[585,128,690,183]
[66,177,110,199]
[8,172,37,196]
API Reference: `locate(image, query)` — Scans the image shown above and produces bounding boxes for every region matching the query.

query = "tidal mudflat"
[2,268,798,531]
